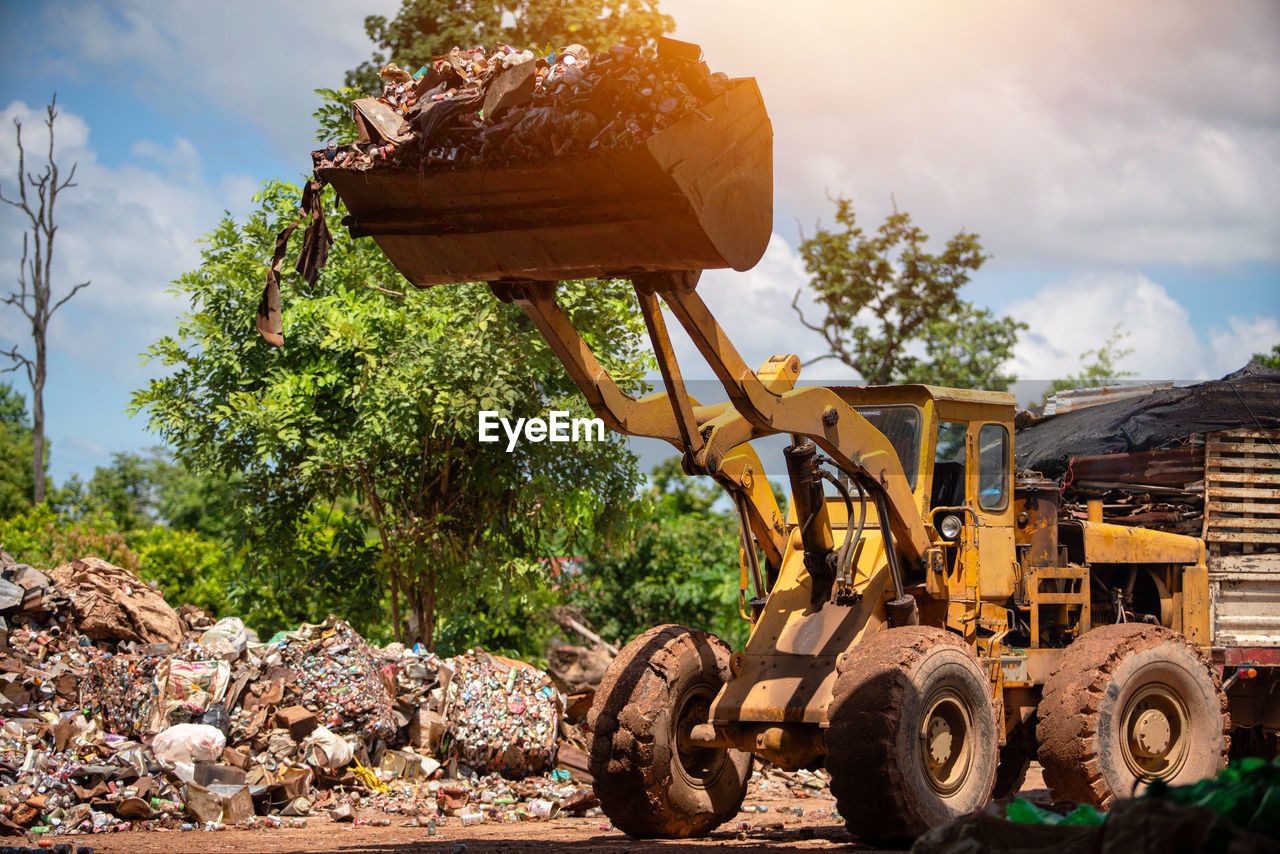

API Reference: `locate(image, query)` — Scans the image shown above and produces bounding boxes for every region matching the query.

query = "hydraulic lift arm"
[492,272,931,590]
[491,278,786,575]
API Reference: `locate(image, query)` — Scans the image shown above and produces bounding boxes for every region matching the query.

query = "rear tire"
[587,625,752,838]
[826,626,998,842]
[1037,624,1229,808]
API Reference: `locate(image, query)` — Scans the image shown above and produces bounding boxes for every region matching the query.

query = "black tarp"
[1015,362,1280,479]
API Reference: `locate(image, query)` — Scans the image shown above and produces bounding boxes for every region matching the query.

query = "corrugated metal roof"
[1044,382,1173,416]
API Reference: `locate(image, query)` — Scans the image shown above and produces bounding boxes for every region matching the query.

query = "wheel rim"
[1121,682,1189,781]
[918,687,974,797]
[673,683,723,788]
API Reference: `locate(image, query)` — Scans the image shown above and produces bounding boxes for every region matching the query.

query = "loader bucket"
[320,78,773,287]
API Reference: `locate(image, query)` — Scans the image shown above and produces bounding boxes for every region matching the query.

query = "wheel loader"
[312,67,1269,842]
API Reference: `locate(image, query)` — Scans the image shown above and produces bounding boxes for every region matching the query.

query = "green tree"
[0,383,38,518]
[794,197,1025,391]
[0,503,138,571]
[346,0,674,92]
[0,500,239,618]
[1252,343,1280,370]
[70,447,238,541]
[125,525,232,617]
[572,457,750,650]
[82,450,165,531]
[1045,323,1136,399]
[133,179,651,650]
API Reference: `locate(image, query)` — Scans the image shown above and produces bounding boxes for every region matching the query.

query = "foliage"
[0,503,138,571]
[0,384,39,519]
[66,447,239,541]
[126,525,231,616]
[432,557,565,664]
[1045,324,1136,399]
[1252,343,1280,371]
[0,499,244,621]
[794,197,1025,391]
[312,87,365,146]
[219,504,390,644]
[133,180,651,650]
[573,458,750,650]
[346,0,674,92]
[81,450,166,531]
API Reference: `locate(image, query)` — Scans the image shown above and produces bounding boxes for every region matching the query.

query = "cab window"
[978,424,1009,511]
[854,405,921,490]
[931,421,967,507]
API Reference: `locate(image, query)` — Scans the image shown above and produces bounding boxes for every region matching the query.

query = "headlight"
[939,514,963,541]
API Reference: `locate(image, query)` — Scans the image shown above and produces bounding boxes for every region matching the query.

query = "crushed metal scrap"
[0,550,610,839]
[0,549,827,842]
[1015,362,1280,480]
[1015,362,1280,543]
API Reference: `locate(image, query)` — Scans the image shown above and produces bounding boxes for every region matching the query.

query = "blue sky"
[1,0,1278,484]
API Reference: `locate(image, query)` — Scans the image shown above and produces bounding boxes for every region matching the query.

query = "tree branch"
[799,352,842,368]
[50,279,90,315]
[790,288,828,335]
[0,346,34,386]
[366,283,405,298]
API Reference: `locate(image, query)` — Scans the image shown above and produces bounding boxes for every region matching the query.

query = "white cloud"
[0,100,256,381]
[663,240,1275,397]
[1208,315,1280,375]
[664,0,1280,267]
[666,234,859,384]
[18,1,1278,268]
[0,99,261,479]
[1005,272,1270,384]
[38,0,401,162]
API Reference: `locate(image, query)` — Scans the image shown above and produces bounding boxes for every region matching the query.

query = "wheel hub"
[1121,682,1189,780]
[927,716,954,765]
[1132,708,1172,757]
[672,684,724,787]
[918,689,974,797]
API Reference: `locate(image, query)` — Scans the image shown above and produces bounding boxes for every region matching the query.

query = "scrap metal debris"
[0,549,615,842]
[318,37,728,173]
[1017,363,1280,539]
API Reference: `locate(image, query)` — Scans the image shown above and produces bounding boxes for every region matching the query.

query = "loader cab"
[833,385,1017,601]
[925,388,1018,601]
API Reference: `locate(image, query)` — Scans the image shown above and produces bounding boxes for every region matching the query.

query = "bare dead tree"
[0,95,90,504]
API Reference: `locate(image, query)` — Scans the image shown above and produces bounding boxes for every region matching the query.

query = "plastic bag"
[151,723,226,764]
[199,617,248,659]
[200,701,230,736]
[300,725,353,769]
[165,659,230,720]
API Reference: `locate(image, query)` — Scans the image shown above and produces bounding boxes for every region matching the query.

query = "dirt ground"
[40,766,1052,854]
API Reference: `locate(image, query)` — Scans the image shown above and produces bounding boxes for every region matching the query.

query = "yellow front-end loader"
[319,71,1231,842]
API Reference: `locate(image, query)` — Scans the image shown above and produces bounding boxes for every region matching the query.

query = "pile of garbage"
[0,551,597,842]
[317,36,730,171]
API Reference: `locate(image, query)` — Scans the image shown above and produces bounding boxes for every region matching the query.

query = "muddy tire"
[992,714,1037,799]
[1037,624,1229,808]
[826,626,998,842]
[587,625,752,838]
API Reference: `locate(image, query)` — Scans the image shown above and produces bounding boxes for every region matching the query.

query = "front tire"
[826,626,998,842]
[1037,624,1229,808]
[587,625,752,838]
